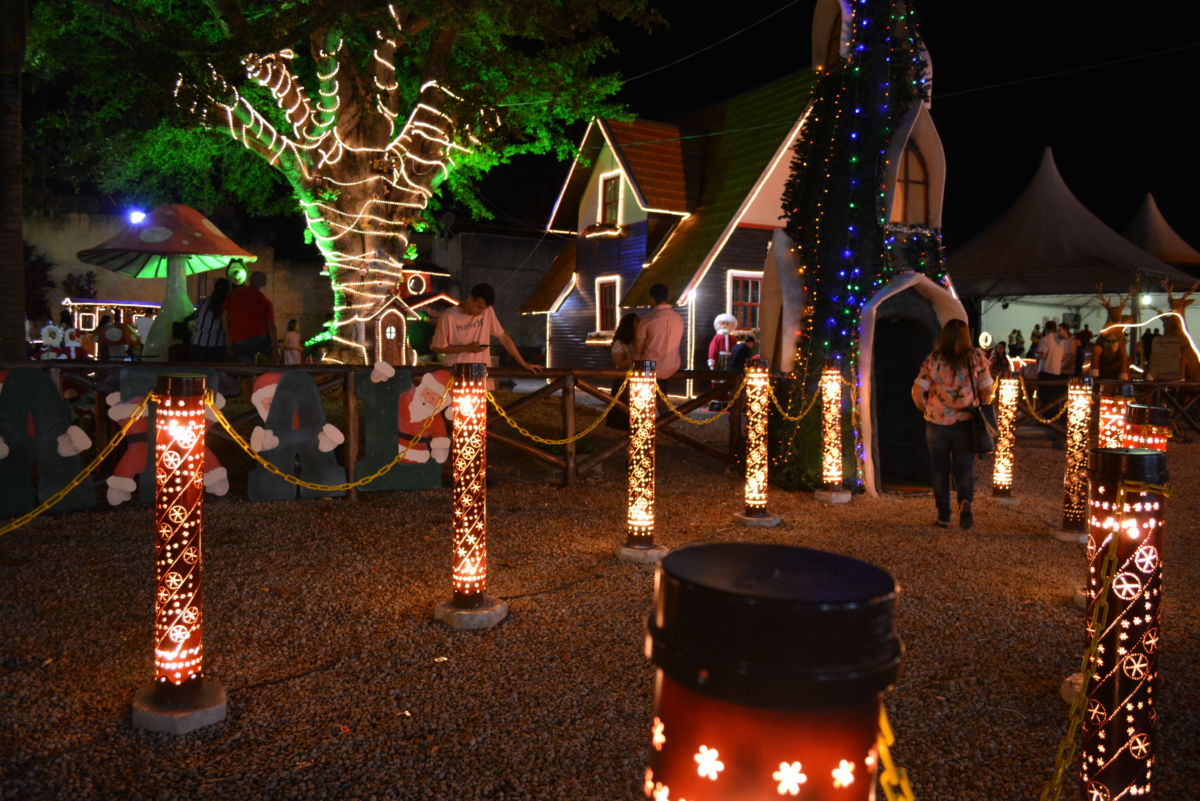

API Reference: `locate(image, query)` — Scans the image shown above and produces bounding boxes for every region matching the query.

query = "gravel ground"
[1,414,1197,801]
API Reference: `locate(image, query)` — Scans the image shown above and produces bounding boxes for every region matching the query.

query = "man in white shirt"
[634,283,684,379]
[431,283,542,373]
[1036,320,1068,409]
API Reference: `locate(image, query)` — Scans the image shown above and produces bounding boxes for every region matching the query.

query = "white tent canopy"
[1123,193,1200,270]
[947,148,1196,296]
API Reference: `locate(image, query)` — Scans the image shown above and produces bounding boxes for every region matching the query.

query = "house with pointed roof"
[520,70,818,376]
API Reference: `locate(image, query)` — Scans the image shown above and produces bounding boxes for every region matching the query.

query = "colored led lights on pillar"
[645,544,901,801]
[1061,378,1092,532]
[618,361,667,563]
[436,364,507,629]
[1123,404,1169,452]
[1097,383,1133,449]
[991,376,1019,497]
[131,374,226,734]
[1081,449,1168,801]
[735,361,780,527]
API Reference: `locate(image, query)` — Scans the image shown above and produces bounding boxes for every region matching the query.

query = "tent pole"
[1130,271,1141,364]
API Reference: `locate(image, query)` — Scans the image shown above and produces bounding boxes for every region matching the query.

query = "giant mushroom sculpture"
[78,205,256,361]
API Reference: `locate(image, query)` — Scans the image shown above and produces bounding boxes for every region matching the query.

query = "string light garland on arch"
[177,14,475,362]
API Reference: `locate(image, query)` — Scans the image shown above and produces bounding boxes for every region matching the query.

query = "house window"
[729,273,762,330]
[78,312,96,331]
[890,141,929,225]
[596,276,620,332]
[600,174,620,225]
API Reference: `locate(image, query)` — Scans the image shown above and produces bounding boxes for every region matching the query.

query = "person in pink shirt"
[431,282,542,372]
[634,283,684,378]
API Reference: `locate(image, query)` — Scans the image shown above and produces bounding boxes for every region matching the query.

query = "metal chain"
[877,706,916,801]
[654,376,747,425]
[0,394,154,537]
[1018,375,1069,424]
[204,379,453,492]
[1038,480,1172,801]
[486,374,630,446]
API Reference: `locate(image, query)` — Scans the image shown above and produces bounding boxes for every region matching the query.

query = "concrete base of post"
[993,496,1021,507]
[616,544,670,564]
[733,509,782,527]
[1051,528,1088,545]
[1059,672,1083,705]
[434,596,508,630]
[131,678,227,735]
[814,489,852,504]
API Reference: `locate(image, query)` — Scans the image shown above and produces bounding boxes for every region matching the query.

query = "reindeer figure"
[1161,282,1200,382]
[1095,285,1132,327]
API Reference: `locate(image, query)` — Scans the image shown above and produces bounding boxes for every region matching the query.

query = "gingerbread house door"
[376,309,408,365]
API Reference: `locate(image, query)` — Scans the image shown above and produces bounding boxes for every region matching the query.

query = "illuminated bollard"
[734,361,781,527]
[815,363,851,504]
[435,363,508,629]
[131,374,226,734]
[991,376,1019,498]
[1059,377,1092,535]
[1123,404,1170,452]
[1080,449,1168,801]
[1097,383,1133,449]
[644,544,901,801]
[618,361,668,564]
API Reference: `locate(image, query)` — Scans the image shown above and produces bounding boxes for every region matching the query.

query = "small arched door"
[376,308,408,366]
[873,312,937,489]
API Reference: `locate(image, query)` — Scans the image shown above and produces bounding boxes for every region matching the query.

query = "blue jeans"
[926,421,975,521]
[232,334,272,364]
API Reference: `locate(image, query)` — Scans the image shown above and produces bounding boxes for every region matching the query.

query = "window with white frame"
[596,275,620,332]
[599,173,621,225]
[727,271,763,330]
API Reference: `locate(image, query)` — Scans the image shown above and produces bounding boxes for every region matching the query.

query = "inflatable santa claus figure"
[249,372,345,454]
[105,387,229,505]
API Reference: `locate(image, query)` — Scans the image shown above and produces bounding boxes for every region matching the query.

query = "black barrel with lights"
[1081,448,1168,801]
[1122,404,1170,452]
[644,544,901,801]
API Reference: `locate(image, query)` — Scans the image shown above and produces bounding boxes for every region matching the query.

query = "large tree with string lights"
[25,0,653,361]
[771,0,941,490]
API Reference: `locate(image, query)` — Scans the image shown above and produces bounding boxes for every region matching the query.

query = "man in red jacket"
[224,271,277,364]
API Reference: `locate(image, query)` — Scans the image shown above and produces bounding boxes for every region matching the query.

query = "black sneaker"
[959,501,974,530]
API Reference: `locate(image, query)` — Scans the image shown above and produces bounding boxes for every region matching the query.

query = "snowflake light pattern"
[992,377,1018,495]
[1061,379,1092,530]
[773,761,808,796]
[832,759,855,788]
[743,363,771,512]
[820,365,843,490]
[652,717,666,751]
[694,745,724,780]
[625,362,657,546]
[451,365,488,602]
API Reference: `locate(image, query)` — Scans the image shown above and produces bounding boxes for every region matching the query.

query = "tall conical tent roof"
[947,149,1196,296]
[1123,193,1200,269]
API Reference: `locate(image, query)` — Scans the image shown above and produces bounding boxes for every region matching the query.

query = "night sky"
[481,0,1200,252]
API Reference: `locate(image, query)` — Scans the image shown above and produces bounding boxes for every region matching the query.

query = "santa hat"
[713,313,738,333]
[251,372,282,417]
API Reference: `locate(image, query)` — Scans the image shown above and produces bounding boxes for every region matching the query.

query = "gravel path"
[1,424,1197,801]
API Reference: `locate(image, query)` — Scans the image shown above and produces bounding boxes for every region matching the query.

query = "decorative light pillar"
[1081,449,1168,801]
[644,544,901,801]
[618,361,668,563]
[435,363,507,629]
[1059,377,1092,535]
[1097,383,1133,449]
[1123,404,1169,452]
[131,374,226,734]
[991,376,1019,498]
[815,362,850,504]
[734,361,781,527]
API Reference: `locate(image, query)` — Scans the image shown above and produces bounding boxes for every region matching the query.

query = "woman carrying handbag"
[911,319,995,530]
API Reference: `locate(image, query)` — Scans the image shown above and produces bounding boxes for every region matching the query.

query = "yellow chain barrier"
[768,382,820,423]
[486,374,630,446]
[1018,375,1069,424]
[877,706,916,801]
[1039,480,1171,801]
[0,394,153,538]
[654,376,747,425]
[204,379,453,492]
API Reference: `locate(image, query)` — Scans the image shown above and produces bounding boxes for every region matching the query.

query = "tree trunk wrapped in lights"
[1123,404,1170,452]
[1097,383,1134,449]
[132,374,226,734]
[645,544,901,801]
[152,374,208,689]
[820,363,843,491]
[1081,449,1168,801]
[1061,378,1093,531]
[991,376,1019,496]
[451,363,488,607]
[626,360,658,549]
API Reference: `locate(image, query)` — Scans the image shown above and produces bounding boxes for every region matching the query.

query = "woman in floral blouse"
[911,319,994,529]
